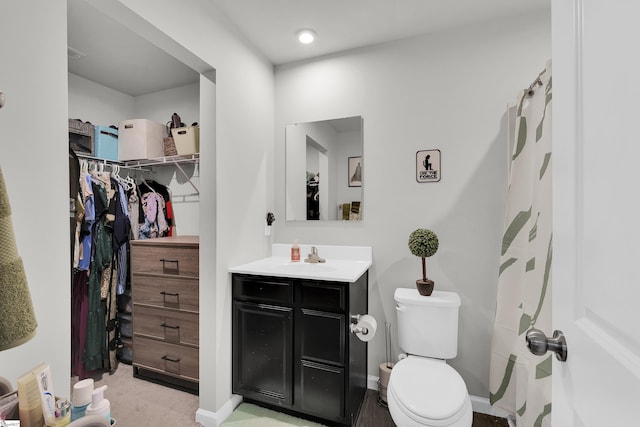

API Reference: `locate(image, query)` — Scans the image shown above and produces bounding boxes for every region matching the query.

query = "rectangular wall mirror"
[285,116,363,221]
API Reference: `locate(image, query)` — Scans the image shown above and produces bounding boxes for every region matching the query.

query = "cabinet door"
[300,360,345,421]
[300,309,345,365]
[232,301,293,406]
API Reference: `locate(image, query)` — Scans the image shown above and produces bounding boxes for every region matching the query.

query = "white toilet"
[387,288,472,427]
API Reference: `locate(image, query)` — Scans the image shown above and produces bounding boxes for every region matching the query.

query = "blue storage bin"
[94,126,118,160]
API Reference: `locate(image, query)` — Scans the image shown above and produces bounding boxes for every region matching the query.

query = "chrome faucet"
[304,246,326,263]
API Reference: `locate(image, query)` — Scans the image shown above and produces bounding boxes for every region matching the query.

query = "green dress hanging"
[83,185,113,371]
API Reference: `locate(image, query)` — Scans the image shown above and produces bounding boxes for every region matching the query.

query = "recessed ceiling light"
[296,29,317,45]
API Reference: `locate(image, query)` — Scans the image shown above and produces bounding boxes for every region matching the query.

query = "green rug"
[222,403,327,427]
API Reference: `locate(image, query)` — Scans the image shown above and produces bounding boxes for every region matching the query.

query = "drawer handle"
[160,291,179,297]
[161,355,181,363]
[161,323,180,330]
[160,259,179,274]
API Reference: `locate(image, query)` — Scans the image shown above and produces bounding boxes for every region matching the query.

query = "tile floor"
[356,390,509,427]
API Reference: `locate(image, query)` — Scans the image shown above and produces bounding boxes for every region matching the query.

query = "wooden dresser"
[130,235,199,391]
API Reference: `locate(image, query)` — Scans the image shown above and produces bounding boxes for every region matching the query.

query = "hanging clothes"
[127,183,140,241]
[84,181,112,371]
[69,149,80,270]
[110,176,130,295]
[71,269,89,378]
[71,158,136,376]
[76,172,94,271]
[137,179,173,238]
[137,179,172,239]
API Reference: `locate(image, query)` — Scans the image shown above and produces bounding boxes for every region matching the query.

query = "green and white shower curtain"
[490,61,552,427]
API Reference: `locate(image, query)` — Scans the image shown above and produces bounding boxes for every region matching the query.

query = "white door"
[552,1,640,425]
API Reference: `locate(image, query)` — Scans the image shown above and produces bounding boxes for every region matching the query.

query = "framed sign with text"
[416,149,441,183]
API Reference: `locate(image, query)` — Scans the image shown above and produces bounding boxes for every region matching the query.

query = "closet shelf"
[76,152,199,168]
[123,153,200,168]
[76,152,200,194]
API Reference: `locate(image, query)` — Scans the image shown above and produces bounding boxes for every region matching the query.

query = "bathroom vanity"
[229,244,372,426]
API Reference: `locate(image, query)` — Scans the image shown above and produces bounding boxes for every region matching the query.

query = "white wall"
[285,124,307,220]
[274,11,551,398]
[134,83,199,127]
[69,73,199,128]
[69,73,135,126]
[0,0,70,395]
[112,0,275,424]
[1,1,272,425]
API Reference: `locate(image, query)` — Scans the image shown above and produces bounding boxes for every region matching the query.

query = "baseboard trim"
[367,375,509,419]
[367,374,379,391]
[469,395,509,418]
[206,381,510,425]
[196,394,243,427]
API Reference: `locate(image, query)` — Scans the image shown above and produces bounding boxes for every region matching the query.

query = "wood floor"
[356,390,509,427]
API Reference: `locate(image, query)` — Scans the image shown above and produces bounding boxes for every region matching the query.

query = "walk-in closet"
[67,0,212,394]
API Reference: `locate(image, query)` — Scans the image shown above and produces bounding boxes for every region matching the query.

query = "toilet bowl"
[387,356,472,427]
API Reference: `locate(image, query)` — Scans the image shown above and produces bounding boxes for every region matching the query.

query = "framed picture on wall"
[348,156,362,187]
[416,149,441,183]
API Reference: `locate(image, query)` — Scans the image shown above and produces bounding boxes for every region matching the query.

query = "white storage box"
[118,119,166,160]
[171,126,200,155]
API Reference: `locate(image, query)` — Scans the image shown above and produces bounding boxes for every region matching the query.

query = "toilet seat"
[388,356,471,426]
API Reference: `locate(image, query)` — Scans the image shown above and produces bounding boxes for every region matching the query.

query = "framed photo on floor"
[348,156,362,187]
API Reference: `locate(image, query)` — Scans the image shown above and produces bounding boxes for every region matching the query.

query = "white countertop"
[229,244,372,282]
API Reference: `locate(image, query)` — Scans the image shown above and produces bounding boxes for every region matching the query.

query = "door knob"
[525,328,568,362]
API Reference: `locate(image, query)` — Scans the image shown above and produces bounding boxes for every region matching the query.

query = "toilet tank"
[394,288,461,359]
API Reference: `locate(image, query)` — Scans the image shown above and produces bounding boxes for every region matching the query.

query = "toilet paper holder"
[350,314,369,335]
[350,324,369,335]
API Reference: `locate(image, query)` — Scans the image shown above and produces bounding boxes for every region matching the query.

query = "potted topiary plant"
[408,228,439,296]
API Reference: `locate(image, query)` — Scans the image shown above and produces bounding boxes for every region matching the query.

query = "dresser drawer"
[131,241,199,278]
[132,275,199,312]
[233,275,293,306]
[134,305,199,347]
[301,280,346,312]
[133,336,199,382]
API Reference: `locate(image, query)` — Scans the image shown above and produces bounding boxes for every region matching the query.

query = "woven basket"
[68,119,94,137]
[69,119,95,154]
[163,137,177,156]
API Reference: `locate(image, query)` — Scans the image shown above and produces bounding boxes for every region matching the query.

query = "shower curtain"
[490,61,552,427]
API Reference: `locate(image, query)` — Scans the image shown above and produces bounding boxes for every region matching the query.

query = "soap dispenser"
[291,240,300,262]
[70,378,94,421]
[84,385,110,422]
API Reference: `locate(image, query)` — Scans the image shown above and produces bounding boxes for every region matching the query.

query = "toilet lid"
[390,357,469,423]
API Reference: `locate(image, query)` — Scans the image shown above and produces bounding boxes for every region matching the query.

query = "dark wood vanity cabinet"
[232,272,368,426]
[232,276,295,407]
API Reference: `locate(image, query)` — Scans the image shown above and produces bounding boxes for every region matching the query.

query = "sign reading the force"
[416,149,441,183]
